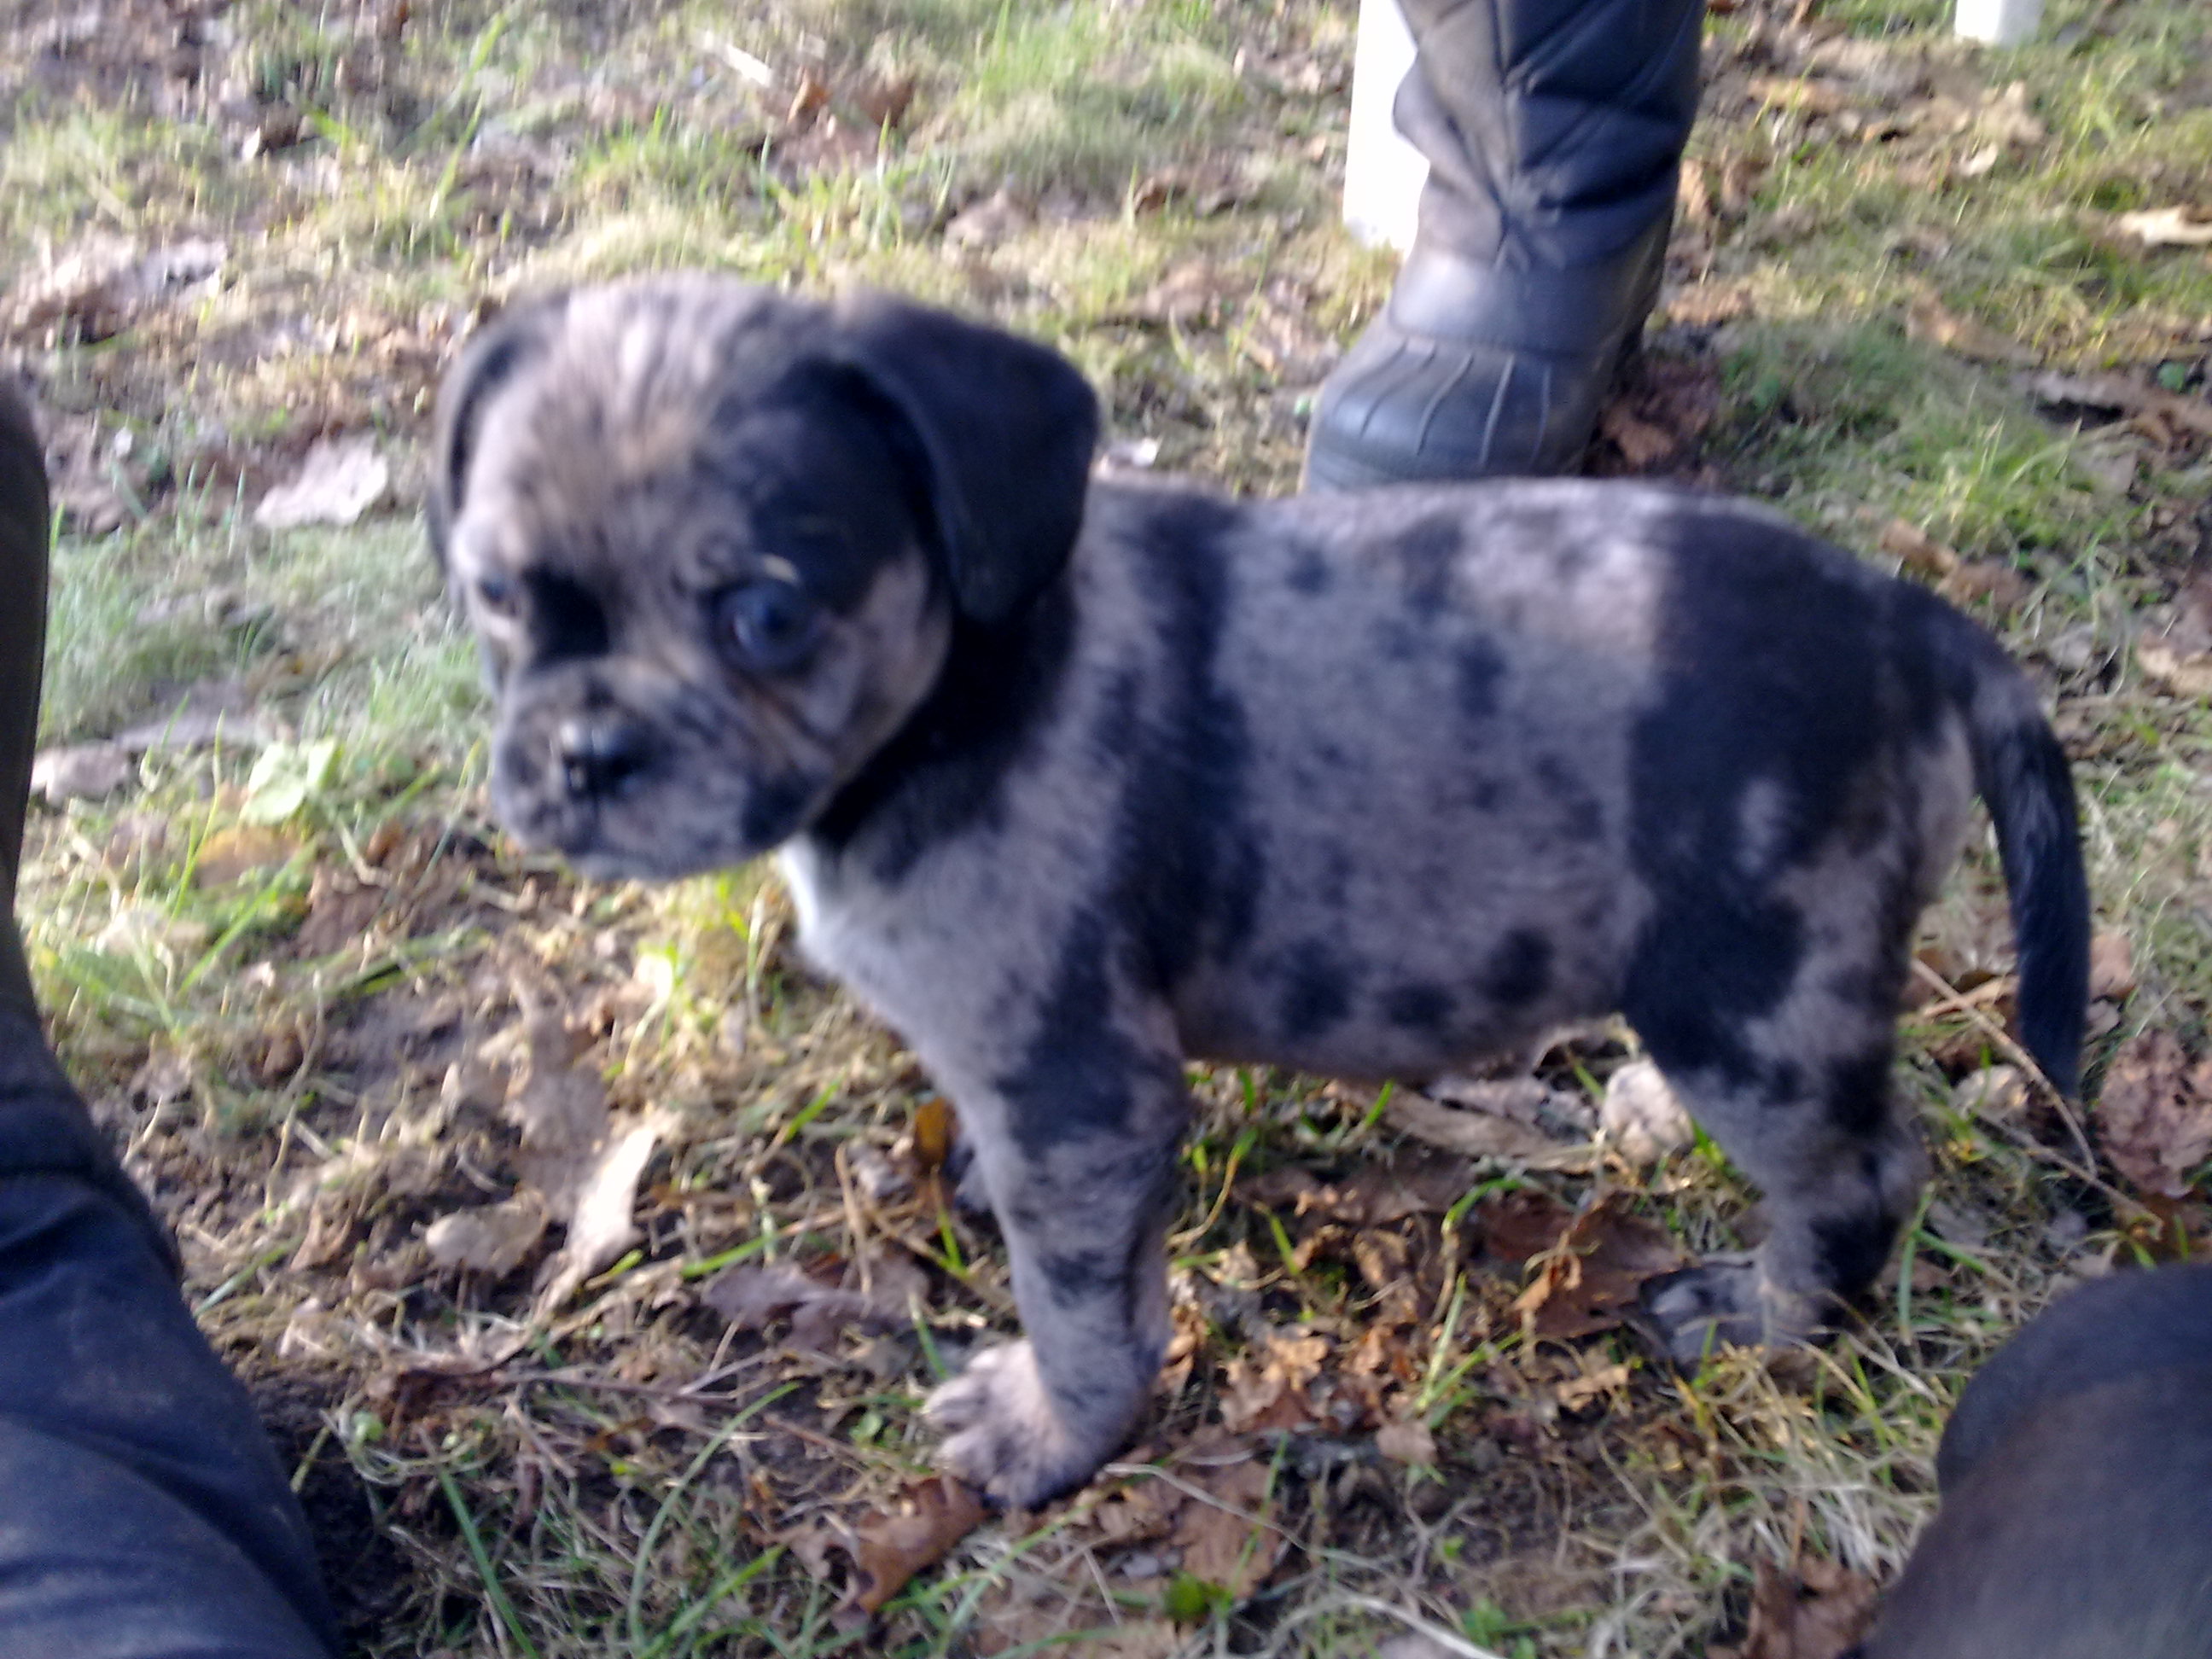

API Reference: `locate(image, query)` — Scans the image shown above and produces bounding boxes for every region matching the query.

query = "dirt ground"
[5,0,2212,1654]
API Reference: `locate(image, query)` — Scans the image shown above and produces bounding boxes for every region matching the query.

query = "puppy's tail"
[1947,612,2090,1097]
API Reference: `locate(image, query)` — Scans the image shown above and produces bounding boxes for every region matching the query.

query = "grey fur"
[430,276,2089,1507]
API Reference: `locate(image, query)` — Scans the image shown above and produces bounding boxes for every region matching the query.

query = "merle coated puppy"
[1853,1265,2212,1659]
[428,276,2089,1507]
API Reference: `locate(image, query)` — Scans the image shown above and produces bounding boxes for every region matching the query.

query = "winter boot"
[1305,0,1704,488]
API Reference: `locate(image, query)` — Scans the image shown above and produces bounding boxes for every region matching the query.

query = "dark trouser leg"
[1306,0,1704,487]
[0,378,338,1659]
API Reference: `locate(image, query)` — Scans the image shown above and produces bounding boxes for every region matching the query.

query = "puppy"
[1852,1265,2212,1659]
[428,276,2088,1507]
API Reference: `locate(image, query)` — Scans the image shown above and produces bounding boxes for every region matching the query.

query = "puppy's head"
[428,278,1098,881]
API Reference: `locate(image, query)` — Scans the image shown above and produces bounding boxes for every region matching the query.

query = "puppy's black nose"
[556,715,650,798]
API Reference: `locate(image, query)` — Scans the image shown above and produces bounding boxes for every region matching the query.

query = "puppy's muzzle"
[555,713,652,800]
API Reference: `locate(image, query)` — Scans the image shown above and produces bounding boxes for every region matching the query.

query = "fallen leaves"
[2025,370,2212,445]
[3,234,226,343]
[1599,1061,1696,1165]
[2096,1028,2212,1199]
[1876,518,2032,617]
[1481,1190,1686,1342]
[1382,1084,1596,1173]
[1219,1329,1330,1433]
[253,435,391,529]
[2116,206,2212,248]
[1711,1555,1879,1659]
[423,1193,549,1275]
[837,1476,987,1622]
[701,1250,927,1353]
[1905,293,2033,366]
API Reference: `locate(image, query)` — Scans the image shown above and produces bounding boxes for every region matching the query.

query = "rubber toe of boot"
[1303,218,1667,490]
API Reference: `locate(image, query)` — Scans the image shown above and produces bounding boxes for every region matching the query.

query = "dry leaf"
[1384,1087,1594,1172]
[2089,929,2136,1002]
[253,436,390,530]
[505,1005,666,1310]
[1973,81,2046,148]
[1237,1150,1470,1226]
[912,1096,957,1171]
[1710,1555,1879,1659]
[1219,1330,1328,1434]
[1906,295,2034,365]
[943,189,1032,250]
[2137,629,2212,698]
[1374,1415,1435,1464]
[1116,263,1236,327]
[1878,517,1960,579]
[31,742,133,803]
[1599,1060,1696,1165]
[701,1249,925,1350]
[537,1117,660,1307]
[5,235,226,341]
[1940,559,2032,617]
[424,1193,549,1275]
[1599,404,1678,469]
[2023,370,2212,439]
[1556,1361,1633,1412]
[1749,75,1850,116]
[1166,1448,1281,1598]
[2096,1029,2212,1198]
[194,825,300,885]
[1482,1190,1686,1340]
[837,1476,986,1621]
[2116,206,2212,248]
[115,678,276,754]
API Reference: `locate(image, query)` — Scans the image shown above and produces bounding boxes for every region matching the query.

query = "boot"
[1305,0,1704,489]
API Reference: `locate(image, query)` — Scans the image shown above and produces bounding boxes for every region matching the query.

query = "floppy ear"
[426,292,568,575]
[829,291,1099,626]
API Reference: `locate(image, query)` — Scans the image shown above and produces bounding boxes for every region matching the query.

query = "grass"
[6,0,2212,1653]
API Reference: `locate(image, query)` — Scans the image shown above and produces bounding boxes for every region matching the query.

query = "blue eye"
[713,579,820,672]
[474,572,519,615]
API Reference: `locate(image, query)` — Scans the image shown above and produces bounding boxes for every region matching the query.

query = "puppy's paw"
[1638,1255,1819,1367]
[925,1342,1126,1508]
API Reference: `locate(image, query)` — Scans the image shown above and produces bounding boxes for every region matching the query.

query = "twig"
[1255,1591,1507,1659]
[1910,959,2097,1170]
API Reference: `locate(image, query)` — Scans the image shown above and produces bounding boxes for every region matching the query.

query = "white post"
[1343,0,1427,252]
[1955,0,2041,46]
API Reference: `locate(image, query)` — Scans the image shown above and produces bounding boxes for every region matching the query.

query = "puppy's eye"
[713,579,821,673]
[474,573,520,618]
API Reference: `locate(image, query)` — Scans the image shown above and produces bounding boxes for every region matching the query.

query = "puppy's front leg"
[925,1061,1186,1508]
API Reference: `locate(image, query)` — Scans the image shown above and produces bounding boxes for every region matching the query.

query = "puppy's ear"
[426,292,568,574]
[830,291,1098,626]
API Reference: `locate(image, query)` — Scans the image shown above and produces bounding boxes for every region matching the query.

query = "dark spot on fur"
[1621,504,1897,1092]
[1455,639,1505,721]
[1392,514,1462,613]
[1534,753,1604,841]
[1384,981,1453,1033]
[997,911,1150,1155]
[523,572,611,662]
[1278,943,1353,1036]
[1039,1249,1122,1305]
[1811,1202,1899,1296]
[1090,668,1142,763]
[1480,930,1552,1008]
[807,578,1076,882]
[741,775,814,848]
[1372,616,1424,661]
[1287,544,1332,595]
[1825,1048,1894,1138]
[1108,496,1266,985]
[1469,775,1513,812]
